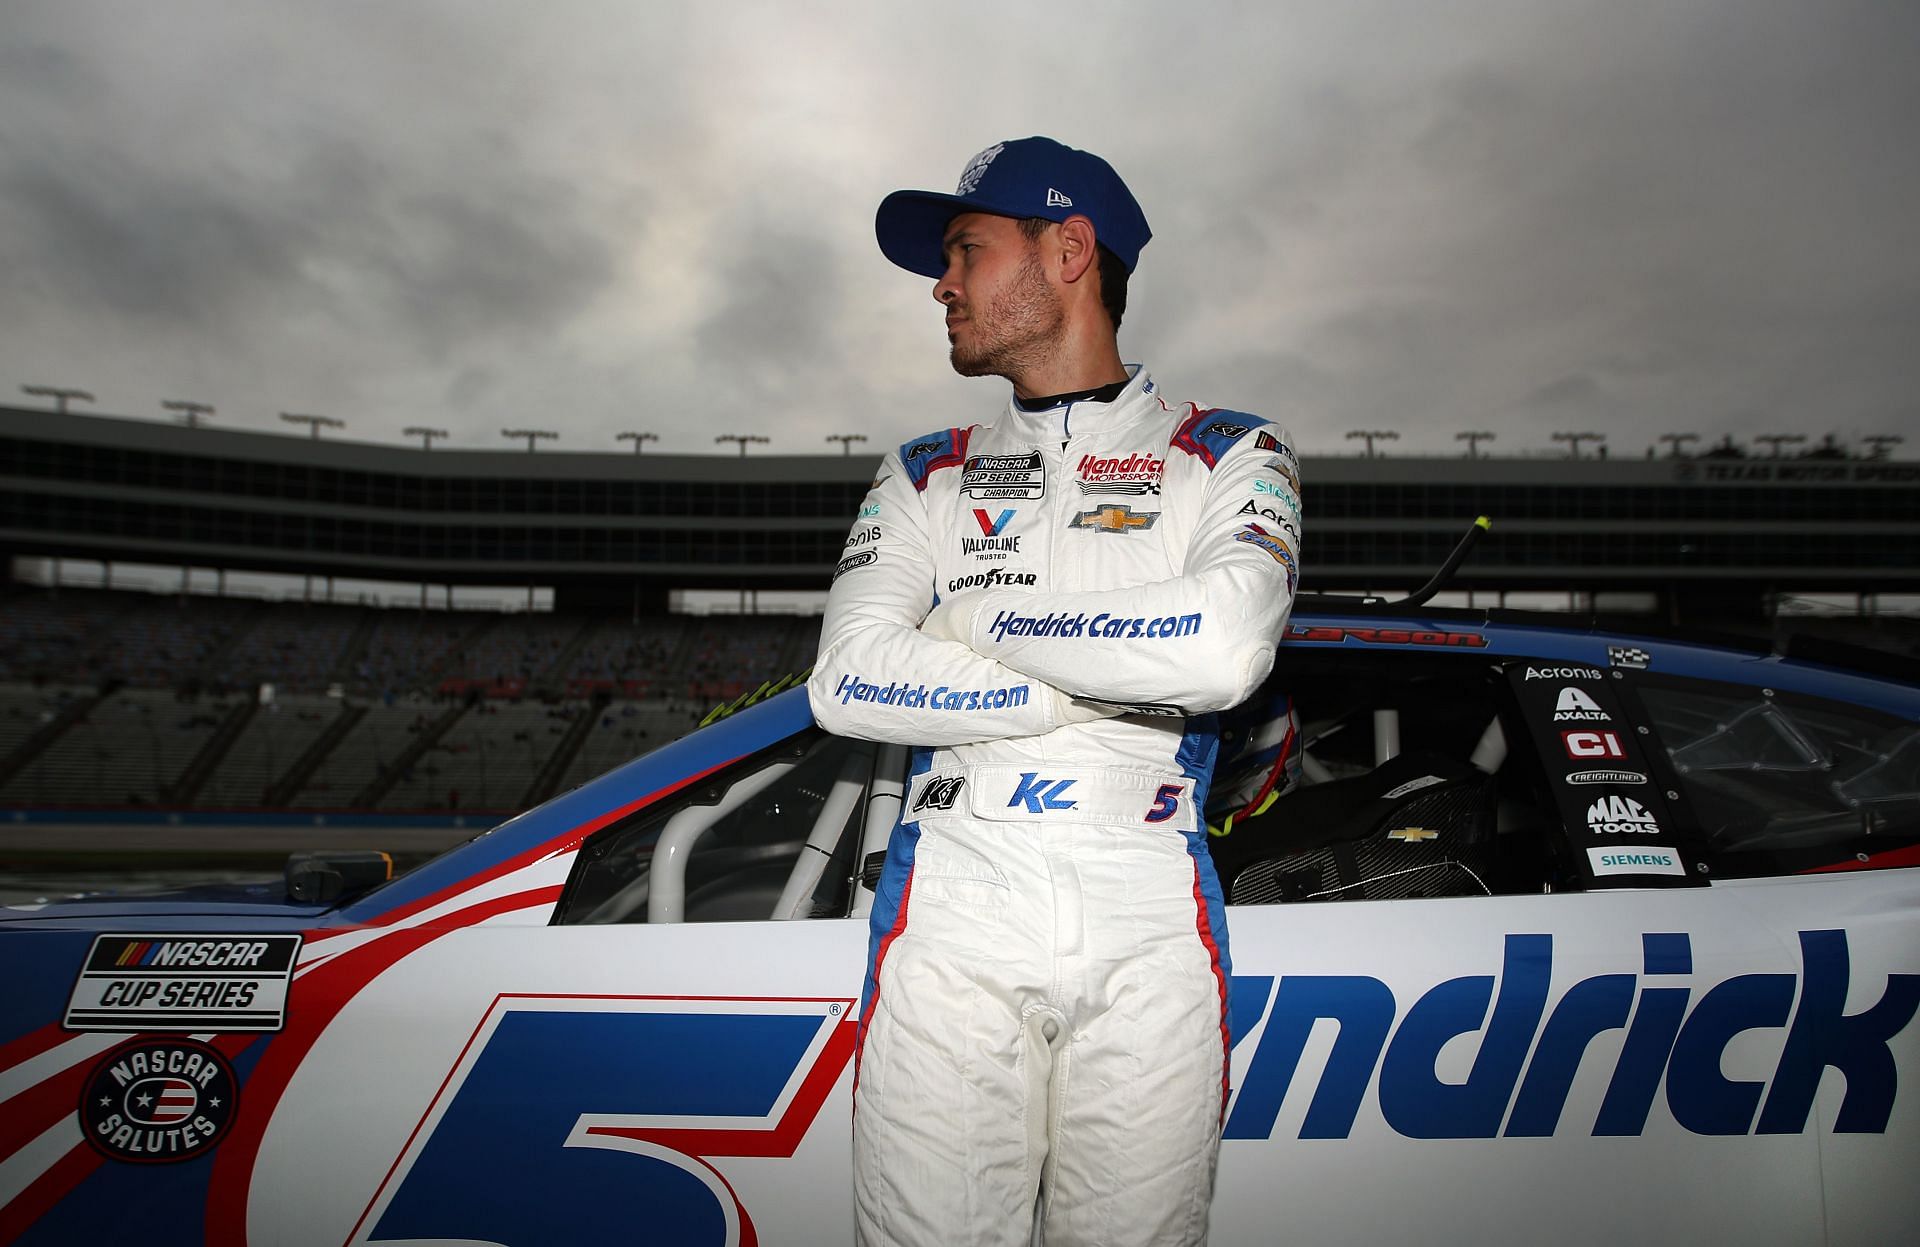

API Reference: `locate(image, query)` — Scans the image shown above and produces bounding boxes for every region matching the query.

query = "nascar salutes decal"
[80,1036,238,1163]
[65,933,301,1031]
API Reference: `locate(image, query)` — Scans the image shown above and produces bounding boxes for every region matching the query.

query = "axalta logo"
[1587,794,1661,835]
[947,568,1037,593]
[1223,930,1919,1140]
[1076,451,1163,495]
[987,609,1202,643]
[1553,688,1609,722]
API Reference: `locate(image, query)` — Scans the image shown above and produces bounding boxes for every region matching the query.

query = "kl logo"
[1072,505,1158,533]
[973,508,1015,536]
[1009,773,1078,812]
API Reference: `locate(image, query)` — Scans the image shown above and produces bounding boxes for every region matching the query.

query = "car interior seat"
[1209,749,1498,904]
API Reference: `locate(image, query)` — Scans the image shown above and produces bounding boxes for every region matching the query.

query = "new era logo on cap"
[875,136,1152,279]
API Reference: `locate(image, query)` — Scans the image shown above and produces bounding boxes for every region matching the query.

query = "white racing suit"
[808,368,1301,1246]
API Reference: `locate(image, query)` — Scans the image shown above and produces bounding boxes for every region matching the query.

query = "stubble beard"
[948,248,1066,383]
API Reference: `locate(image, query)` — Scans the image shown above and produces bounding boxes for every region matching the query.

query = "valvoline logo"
[972,508,1014,536]
[1224,929,1918,1141]
[354,997,855,1247]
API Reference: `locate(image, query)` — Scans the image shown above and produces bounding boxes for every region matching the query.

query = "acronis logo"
[1224,930,1919,1140]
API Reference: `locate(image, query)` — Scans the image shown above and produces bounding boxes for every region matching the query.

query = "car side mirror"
[286,850,393,905]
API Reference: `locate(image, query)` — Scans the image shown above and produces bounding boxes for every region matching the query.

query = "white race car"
[1,607,1916,1245]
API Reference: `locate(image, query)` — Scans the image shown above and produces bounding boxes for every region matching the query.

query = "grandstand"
[2,401,1914,823]
[0,585,805,816]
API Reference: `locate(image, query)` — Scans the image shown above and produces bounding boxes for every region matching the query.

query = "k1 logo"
[355,996,855,1247]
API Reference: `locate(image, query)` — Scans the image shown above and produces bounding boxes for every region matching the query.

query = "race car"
[1,604,1916,1246]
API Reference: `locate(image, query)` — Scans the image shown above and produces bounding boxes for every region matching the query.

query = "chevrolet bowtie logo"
[1386,826,1440,842]
[1071,505,1159,533]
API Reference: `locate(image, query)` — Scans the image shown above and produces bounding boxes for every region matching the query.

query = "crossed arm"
[807,438,1300,746]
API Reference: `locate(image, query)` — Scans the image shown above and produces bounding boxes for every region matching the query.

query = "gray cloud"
[1,0,1915,458]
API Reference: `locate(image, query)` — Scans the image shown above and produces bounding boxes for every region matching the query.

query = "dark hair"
[1019,217,1130,331]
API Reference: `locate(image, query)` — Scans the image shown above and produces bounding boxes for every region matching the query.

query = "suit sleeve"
[808,452,1114,745]
[927,430,1301,714]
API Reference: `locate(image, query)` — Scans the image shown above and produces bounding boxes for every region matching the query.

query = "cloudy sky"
[3,0,1916,460]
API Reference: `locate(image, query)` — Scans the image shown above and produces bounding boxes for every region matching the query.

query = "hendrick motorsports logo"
[1587,794,1662,836]
[66,933,301,1032]
[81,1037,237,1164]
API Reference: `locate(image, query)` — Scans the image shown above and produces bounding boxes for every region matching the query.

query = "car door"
[1203,635,1917,1247]
[239,723,877,1247]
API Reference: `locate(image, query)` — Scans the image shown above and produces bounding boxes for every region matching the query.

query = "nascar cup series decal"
[79,1036,238,1163]
[65,933,301,1031]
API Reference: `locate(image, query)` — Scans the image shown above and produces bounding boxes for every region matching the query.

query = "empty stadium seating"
[0,587,816,812]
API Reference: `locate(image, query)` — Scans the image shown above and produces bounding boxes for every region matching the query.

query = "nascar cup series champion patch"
[80,1036,238,1164]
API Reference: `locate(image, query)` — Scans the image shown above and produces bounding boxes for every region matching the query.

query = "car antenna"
[1393,516,1492,608]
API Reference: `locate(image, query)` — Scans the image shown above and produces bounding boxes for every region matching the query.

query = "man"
[808,137,1302,1246]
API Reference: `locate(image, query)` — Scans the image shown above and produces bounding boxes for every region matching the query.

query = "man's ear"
[1057,215,1098,285]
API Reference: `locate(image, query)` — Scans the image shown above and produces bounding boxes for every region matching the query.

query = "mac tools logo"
[1553,688,1610,723]
[962,508,1020,559]
[1587,794,1662,836]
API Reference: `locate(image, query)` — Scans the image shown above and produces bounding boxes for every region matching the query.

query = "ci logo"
[1562,730,1625,760]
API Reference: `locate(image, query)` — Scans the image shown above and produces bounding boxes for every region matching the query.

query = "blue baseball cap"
[875,137,1151,279]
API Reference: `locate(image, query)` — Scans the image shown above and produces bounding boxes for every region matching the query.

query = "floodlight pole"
[716,434,770,457]
[1455,430,1495,459]
[404,426,449,450]
[1345,429,1399,458]
[1551,431,1606,459]
[1657,433,1700,458]
[502,428,558,452]
[826,433,869,456]
[21,385,95,414]
[281,412,344,440]
[162,400,215,428]
[617,432,660,454]
[1754,434,1807,458]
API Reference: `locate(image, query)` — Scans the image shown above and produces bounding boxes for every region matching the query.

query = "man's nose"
[933,266,960,305]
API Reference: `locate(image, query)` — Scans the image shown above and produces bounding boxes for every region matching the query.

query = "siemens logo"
[986,610,1202,644]
[1225,930,1918,1141]
[834,674,1030,712]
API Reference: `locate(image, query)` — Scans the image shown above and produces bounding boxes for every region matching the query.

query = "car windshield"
[1641,683,1920,852]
